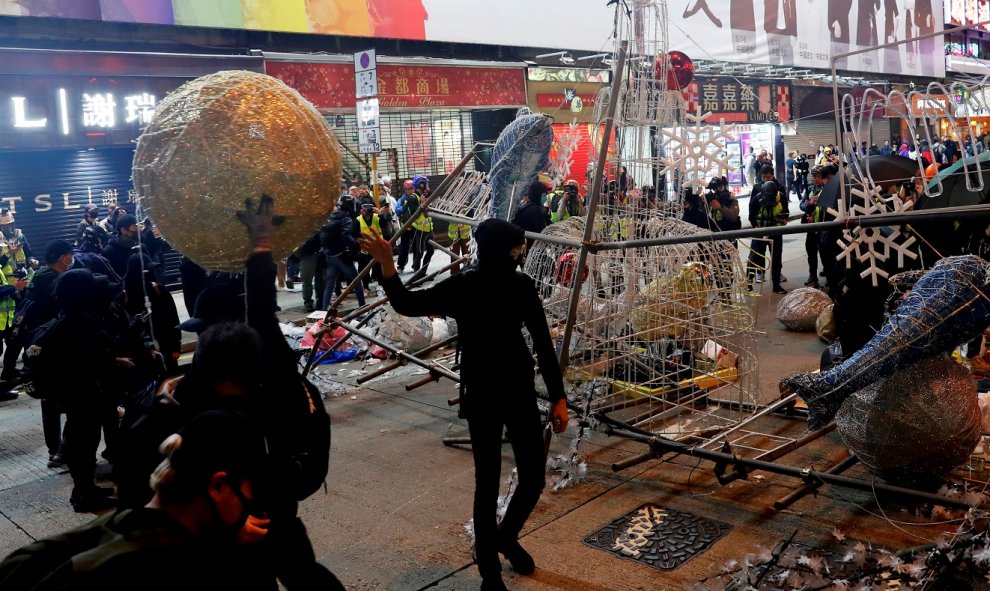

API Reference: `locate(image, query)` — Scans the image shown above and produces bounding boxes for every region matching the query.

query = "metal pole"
[618,430,983,510]
[372,154,380,208]
[428,211,585,249]
[591,203,990,250]
[557,41,628,372]
[773,454,859,510]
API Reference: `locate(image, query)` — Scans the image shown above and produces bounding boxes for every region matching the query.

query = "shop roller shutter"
[784,120,837,158]
[0,146,182,286]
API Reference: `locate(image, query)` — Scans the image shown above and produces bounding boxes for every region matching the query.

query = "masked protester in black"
[115,197,337,591]
[360,219,570,591]
[0,411,274,591]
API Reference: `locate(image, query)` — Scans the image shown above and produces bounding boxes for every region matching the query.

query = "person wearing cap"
[27,269,128,511]
[395,179,419,272]
[359,219,569,591]
[0,411,282,590]
[103,214,140,279]
[75,204,100,246]
[747,164,789,294]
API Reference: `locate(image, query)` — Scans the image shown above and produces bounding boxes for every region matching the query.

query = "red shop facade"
[264,55,528,184]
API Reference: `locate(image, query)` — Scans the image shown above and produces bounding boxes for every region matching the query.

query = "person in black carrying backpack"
[320,194,365,310]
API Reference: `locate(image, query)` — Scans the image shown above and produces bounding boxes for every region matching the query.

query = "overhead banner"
[1,1,941,77]
[673,0,944,78]
[266,61,526,110]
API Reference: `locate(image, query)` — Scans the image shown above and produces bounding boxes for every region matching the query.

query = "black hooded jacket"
[380,220,565,417]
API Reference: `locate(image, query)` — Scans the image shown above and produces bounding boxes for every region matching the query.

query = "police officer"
[747,165,789,294]
[800,166,827,288]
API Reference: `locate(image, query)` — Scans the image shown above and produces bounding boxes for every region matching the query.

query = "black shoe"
[498,539,536,575]
[285,280,295,290]
[772,285,787,294]
[274,304,282,312]
[47,454,66,469]
[1,367,22,381]
[70,488,116,513]
[480,577,508,591]
[304,303,315,313]
[0,390,16,402]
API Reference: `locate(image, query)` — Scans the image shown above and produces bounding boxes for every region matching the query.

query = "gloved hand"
[236,194,285,251]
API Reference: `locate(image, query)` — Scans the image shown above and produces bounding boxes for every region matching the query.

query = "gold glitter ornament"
[133,70,341,271]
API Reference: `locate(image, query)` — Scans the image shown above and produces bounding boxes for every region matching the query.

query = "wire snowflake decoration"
[549,119,582,188]
[658,106,737,194]
[829,182,919,287]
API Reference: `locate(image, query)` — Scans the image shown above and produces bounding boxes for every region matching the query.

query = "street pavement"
[0,214,913,591]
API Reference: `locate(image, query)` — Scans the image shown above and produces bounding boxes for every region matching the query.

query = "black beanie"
[474,219,525,272]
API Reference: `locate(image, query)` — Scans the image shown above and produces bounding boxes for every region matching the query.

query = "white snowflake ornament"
[658,106,737,195]
[831,182,918,287]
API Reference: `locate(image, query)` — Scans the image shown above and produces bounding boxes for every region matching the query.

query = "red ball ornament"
[659,51,695,91]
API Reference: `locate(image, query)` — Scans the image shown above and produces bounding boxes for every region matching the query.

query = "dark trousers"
[63,400,114,496]
[1,338,21,379]
[41,399,64,457]
[449,239,469,275]
[746,234,783,287]
[805,231,821,280]
[323,255,365,309]
[820,231,840,298]
[269,517,346,591]
[397,230,414,270]
[468,400,546,580]
[411,229,434,271]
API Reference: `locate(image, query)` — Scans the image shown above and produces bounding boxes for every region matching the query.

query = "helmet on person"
[339,194,356,211]
[810,165,824,176]
[761,180,780,196]
[412,175,429,190]
[565,179,579,188]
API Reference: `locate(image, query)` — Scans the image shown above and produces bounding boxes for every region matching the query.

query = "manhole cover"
[583,503,732,570]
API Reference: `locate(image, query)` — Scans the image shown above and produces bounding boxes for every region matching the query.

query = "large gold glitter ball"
[133,70,342,271]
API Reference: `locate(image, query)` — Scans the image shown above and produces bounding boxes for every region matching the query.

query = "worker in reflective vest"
[409,177,435,278]
[447,221,472,275]
[357,202,382,289]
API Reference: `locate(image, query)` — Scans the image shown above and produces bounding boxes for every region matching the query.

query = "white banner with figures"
[669,0,944,78]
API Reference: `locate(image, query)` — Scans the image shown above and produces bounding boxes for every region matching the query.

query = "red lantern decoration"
[658,51,695,91]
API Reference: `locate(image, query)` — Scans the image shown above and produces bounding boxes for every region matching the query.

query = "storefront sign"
[527,68,610,84]
[536,93,599,110]
[0,76,187,150]
[681,77,791,124]
[266,62,526,110]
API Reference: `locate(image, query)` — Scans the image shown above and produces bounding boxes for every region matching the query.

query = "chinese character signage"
[681,77,790,124]
[0,76,183,150]
[266,62,526,110]
[527,68,611,84]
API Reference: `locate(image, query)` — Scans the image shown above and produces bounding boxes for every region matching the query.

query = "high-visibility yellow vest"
[0,268,15,331]
[447,223,471,242]
[357,214,381,253]
[411,213,433,233]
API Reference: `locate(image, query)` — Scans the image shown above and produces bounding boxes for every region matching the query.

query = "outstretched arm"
[359,227,457,318]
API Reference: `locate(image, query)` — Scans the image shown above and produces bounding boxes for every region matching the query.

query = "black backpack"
[22,316,68,401]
